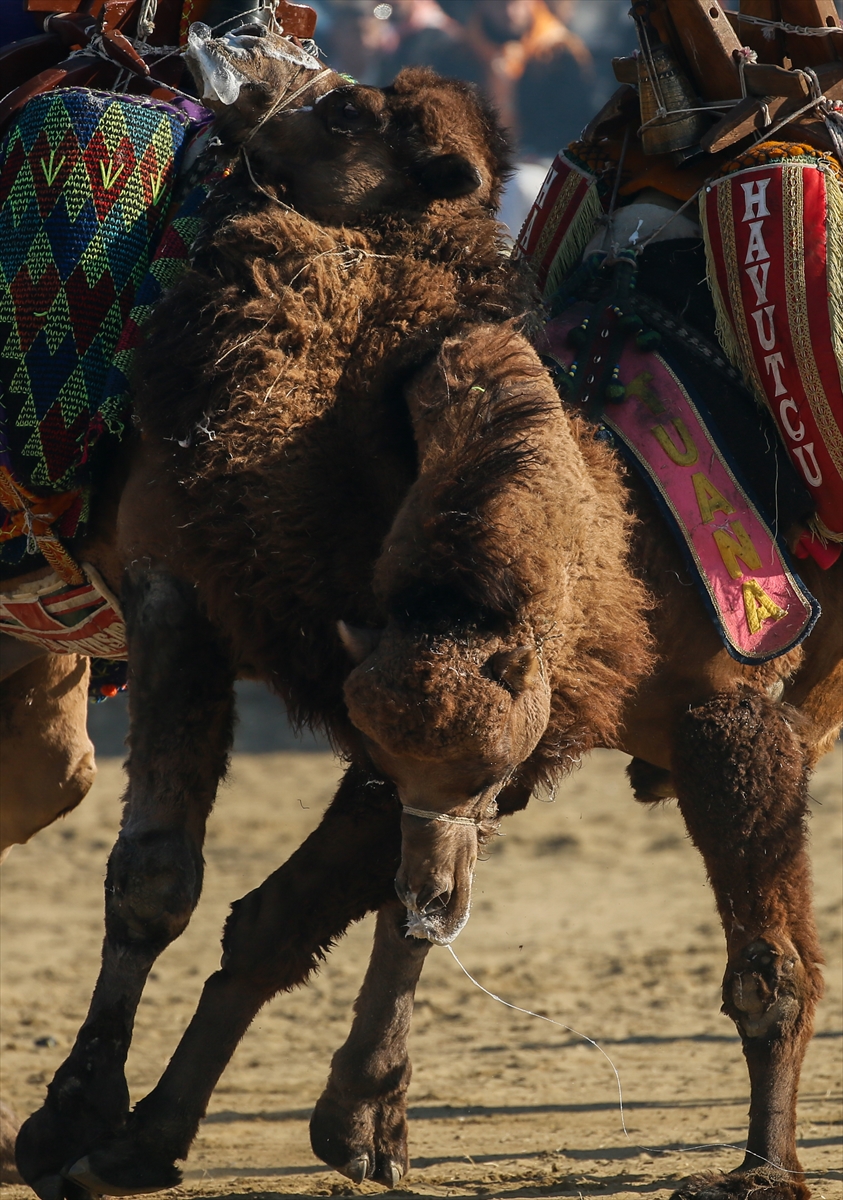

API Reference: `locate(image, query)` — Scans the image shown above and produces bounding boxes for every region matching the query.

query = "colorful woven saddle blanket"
[516,142,843,569]
[0,86,212,578]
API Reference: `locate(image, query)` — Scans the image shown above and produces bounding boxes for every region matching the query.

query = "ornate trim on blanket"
[512,151,602,298]
[0,467,85,584]
[0,563,127,658]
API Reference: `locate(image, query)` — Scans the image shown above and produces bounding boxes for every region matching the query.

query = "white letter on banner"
[517,208,538,252]
[779,398,805,443]
[793,443,823,487]
[746,261,771,305]
[536,166,558,209]
[745,221,770,264]
[742,178,771,220]
[765,352,787,395]
[750,304,777,351]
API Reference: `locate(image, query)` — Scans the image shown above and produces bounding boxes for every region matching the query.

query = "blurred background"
[305,1,637,234]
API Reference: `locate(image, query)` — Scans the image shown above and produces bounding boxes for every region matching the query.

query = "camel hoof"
[341,1154,369,1184]
[670,1169,809,1200]
[27,1174,66,1200]
[379,1159,403,1189]
[64,1153,180,1197]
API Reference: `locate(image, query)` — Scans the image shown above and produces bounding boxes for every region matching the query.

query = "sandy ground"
[1,745,841,1200]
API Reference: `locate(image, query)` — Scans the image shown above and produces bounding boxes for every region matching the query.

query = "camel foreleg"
[56,763,402,1197]
[671,690,822,1200]
[308,776,532,1187]
[16,568,236,1200]
[309,900,430,1188]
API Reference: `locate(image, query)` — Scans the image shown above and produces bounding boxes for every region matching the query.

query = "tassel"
[543,179,603,300]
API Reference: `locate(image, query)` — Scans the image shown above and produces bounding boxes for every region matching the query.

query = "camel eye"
[341,103,360,120]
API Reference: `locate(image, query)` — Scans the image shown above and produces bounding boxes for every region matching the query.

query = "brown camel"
[3,25,841,1200]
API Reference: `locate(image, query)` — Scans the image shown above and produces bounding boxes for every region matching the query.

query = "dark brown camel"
[5,26,841,1200]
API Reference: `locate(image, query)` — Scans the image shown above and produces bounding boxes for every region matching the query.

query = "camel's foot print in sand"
[672,1167,810,1200]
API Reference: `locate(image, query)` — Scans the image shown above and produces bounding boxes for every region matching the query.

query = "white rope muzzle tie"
[401,805,480,827]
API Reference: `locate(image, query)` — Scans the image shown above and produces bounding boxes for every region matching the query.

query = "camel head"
[184,21,341,143]
[333,326,595,947]
[340,622,551,944]
[218,64,512,224]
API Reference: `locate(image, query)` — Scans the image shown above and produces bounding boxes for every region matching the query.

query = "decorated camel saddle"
[515,0,842,663]
[0,0,320,689]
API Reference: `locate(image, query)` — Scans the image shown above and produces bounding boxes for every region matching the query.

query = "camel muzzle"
[395,818,477,945]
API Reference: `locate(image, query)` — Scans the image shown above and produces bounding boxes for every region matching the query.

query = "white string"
[445,943,821,1177]
[244,66,335,144]
[725,10,843,38]
[446,943,630,1137]
[403,806,479,827]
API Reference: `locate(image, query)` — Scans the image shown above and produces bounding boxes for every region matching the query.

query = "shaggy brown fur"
[133,155,650,761]
[10,42,841,1200]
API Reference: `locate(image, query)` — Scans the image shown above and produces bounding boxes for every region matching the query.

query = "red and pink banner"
[700,161,843,546]
[539,307,818,662]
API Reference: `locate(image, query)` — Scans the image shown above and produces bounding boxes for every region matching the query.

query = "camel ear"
[414,153,482,199]
[338,620,383,663]
[487,646,540,696]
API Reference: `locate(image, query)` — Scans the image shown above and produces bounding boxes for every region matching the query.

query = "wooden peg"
[666,0,745,99]
[612,56,639,85]
[700,61,843,152]
[274,0,317,39]
[700,92,791,151]
[742,61,810,96]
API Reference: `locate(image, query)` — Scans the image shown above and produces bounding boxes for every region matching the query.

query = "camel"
[2,23,840,1200]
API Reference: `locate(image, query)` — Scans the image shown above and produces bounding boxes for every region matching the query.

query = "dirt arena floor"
[1,745,841,1200]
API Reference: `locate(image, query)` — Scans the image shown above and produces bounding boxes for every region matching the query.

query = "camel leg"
[15,569,235,1200]
[670,691,821,1200]
[60,763,402,1197]
[310,900,430,1187]
[308,780,531,1188]
[1,653,94,1183]
[0,653,95,860]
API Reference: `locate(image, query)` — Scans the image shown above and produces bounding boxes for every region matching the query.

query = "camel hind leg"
[671,690,822,1200]
[15,568,235,1200]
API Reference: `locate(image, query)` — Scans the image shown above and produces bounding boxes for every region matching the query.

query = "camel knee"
[675,690,809,809]
[217,885,319,997]
[725,936,819,1041]
[105,829,203,951]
